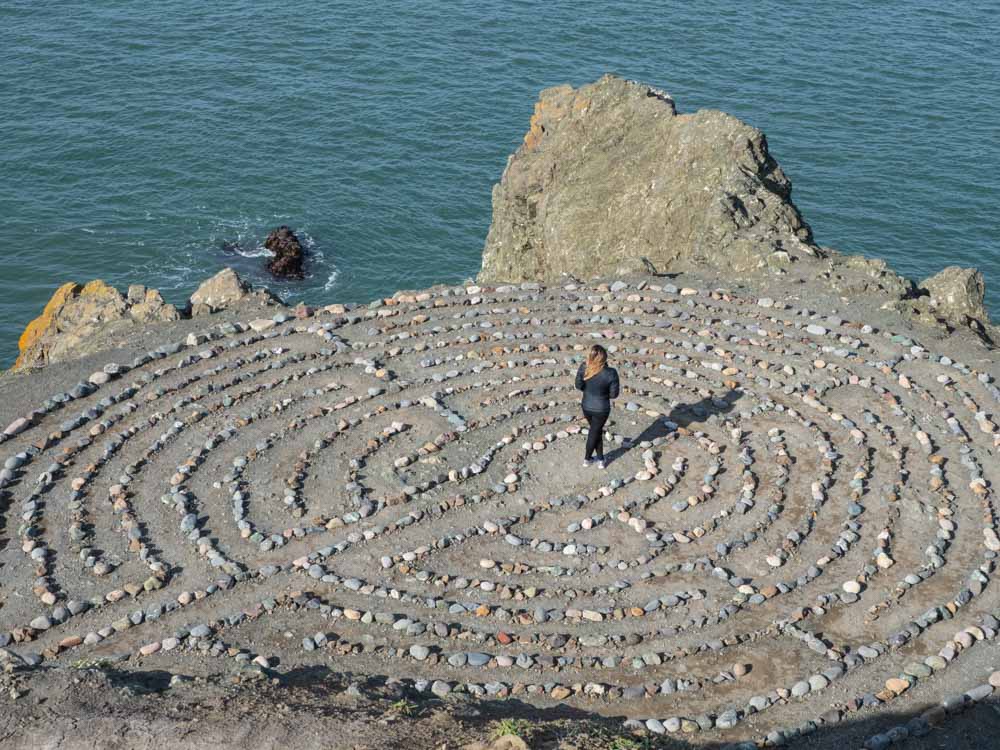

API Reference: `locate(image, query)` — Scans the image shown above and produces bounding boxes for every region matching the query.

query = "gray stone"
[920,266,991,327]
[479,75,817,285]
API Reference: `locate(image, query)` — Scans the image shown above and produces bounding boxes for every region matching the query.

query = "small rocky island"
[0,76,997,750]
[264,225,307,280]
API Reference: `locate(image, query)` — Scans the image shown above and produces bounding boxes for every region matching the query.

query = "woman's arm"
[609,369,620,400]
[575,363,585,391]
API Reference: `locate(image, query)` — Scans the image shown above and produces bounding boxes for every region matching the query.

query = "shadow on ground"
[3,657,1000,749]
[273,665,1000,750]
[604,389,742,467]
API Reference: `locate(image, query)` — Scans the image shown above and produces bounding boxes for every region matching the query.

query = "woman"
[575,344,620,468]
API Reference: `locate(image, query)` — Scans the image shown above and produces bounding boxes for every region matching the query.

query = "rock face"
[15,280,181,370]
[188,268,281,315]
[479,75,818,284]
[265,226,306,279]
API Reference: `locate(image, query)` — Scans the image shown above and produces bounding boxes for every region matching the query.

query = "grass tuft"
[388,698,419,717]
[489,718,534,739]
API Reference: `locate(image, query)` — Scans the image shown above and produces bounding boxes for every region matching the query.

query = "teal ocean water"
[2,1,998,367]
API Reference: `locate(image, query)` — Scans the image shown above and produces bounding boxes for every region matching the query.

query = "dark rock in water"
[265,226,305,279]
[479,74,819,284]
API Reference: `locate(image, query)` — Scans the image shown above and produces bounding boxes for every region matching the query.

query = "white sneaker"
[597,460,606,470]
[582,459,592,467]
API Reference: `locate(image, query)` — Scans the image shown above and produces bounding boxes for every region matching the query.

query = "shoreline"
[4,242,995,381]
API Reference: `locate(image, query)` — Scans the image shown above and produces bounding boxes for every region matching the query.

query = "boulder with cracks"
[478,74,819,284]
[189,267,283,316]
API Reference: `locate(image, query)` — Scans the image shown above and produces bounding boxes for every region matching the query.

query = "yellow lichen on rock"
[10,269,281,372]
[12,279,181,371]
[80,279,125,302]
[522,100,547,151]
[16,282,81,365]
[522,84,573,151]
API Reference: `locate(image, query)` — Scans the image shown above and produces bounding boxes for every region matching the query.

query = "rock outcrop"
[826,254,918,300]
[14,280,181,370]
[188,267,281,315]
[920,266,989,327]
[478,75,818,284]
[12,269,285,371]
[265,226,306,279]
[874,266,996,343]
[913,267,996,342]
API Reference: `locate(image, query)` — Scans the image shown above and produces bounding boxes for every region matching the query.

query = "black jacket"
[575,363,620,413]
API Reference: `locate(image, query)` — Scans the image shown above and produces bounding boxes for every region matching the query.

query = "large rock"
[264,226,305,279]
[128,285,182,323]
[828,255,917,300]
[188,268,281,315]
[14,280,180,370]
[920,267,989,325]
[479,75,818,284]
[881,265,996,343]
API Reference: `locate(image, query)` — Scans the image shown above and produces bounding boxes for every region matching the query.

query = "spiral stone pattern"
[1,279,998,747]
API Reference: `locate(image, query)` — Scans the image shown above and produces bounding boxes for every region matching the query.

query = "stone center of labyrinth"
[1,279,998,745]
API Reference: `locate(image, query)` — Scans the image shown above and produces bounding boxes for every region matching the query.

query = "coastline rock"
[882,266,995,343]
[265,226,306,279]
[479,74,818,284]
[12,269,286,371]
[920,267,989,326]
[128,286,181,323]
[14,280,180,370]
[827,255,917,300]
[188,268,281,315]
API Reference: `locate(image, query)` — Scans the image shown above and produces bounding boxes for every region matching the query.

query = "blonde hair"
[584,345,608,380]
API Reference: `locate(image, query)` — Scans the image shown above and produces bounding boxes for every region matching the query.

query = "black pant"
[583,408,609,460]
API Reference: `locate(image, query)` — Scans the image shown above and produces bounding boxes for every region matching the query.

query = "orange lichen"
[522,86,575,151]
[13,279,128,370]
[16,282,80,360]
[80,279,121,301]
[523,101,548,151]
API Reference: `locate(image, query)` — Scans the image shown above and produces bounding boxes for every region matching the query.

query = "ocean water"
[2,1,998,367]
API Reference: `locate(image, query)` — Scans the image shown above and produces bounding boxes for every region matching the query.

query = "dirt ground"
[3,664,1000,750]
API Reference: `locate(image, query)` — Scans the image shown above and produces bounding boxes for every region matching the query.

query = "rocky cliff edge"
[12,269,282,371]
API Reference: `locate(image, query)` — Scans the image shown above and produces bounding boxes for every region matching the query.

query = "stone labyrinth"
[1,279,999,744]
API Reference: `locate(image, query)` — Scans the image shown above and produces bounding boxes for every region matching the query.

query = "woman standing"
[575,344,620,468]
